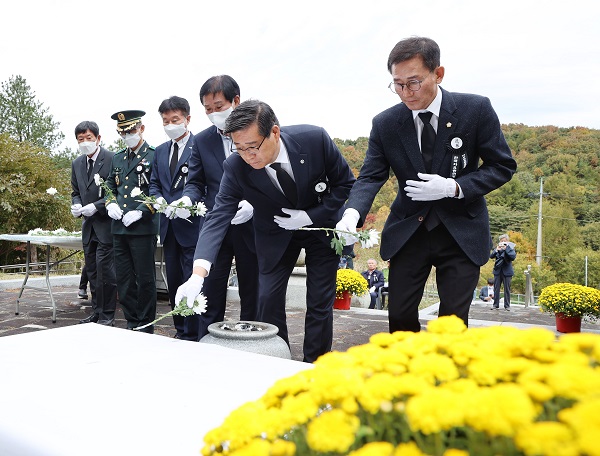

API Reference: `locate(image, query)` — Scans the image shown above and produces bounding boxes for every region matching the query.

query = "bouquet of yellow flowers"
[336,269,368,298]
[201,316,600,456]
[539,282,600,320]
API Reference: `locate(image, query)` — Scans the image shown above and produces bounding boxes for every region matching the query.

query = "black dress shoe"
[78,289,89,300]
[97,318,115,326]
[79,313,99,324]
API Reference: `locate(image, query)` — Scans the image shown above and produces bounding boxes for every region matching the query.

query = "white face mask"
[78,141,98,155]
[207,105,234,131]
[124,133,141,149]
[164,122,187,140]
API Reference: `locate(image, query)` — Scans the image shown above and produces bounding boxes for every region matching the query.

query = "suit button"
[123,204,127,207]
[124,185,128,189]
[418,216,424,222]
[126,176,129,180]
[124,195,128,198]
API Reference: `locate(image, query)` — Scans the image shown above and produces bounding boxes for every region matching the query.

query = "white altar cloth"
[0,324,311,456]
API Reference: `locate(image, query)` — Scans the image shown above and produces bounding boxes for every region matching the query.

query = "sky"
[1,0,599,153]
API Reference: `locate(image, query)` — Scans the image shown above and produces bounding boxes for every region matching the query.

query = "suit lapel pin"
[446,122,452,128]
[300,159,305,164]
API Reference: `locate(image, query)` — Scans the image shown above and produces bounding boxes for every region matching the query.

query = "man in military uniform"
[105,110,159,333]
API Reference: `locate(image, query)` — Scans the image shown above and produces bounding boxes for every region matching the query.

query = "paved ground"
[1,277,599,362]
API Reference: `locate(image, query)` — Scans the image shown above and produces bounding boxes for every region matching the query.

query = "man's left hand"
[231,200,253,225]
[274,208,312,230]
[404,173,457,201]
[122,210,142,227]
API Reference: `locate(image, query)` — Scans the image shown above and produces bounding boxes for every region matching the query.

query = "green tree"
[0,75,65,151]
[559,248,600,289]
[0,133,76,234]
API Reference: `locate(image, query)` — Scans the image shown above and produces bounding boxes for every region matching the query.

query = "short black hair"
[74,121,100,138]
[199,75,240,105]
[223,100,279,137]
[387,36,440,73]
[158,96,190,116]
[487,278,495,285]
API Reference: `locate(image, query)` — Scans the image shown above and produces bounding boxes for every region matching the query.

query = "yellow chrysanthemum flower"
[305,409,359,453]
[514,422,579,456]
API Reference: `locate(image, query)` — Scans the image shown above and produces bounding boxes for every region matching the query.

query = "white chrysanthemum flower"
[195,202,207,217]
[130,187,142,197]
[94,173,102,186]
[192,293,208,314]
[46,187,58,196]
[360,229,380,249]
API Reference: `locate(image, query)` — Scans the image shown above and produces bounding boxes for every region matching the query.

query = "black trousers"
[198,225,259,340]
[113,234,157,332]
[493,273,512,308]
[83,229,117,321]
[388,224,479,332]
[256,231,339,363]
[163,225,199,340]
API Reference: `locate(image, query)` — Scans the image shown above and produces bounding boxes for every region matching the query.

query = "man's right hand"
[166,196,192,219]
[175,274,205,306]
[70,204,82,218]
[106,203,123,220]
[335,208,360,245]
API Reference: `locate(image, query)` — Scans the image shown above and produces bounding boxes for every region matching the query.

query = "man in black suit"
[336,36,517,332]
[70,121,117,325]
[176,100,355,362]
[490,234,517,310]
[105,110,158,333]
[170,76,259,340]
[149,96,202,340]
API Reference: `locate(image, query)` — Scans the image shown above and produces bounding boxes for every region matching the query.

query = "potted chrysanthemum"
[538,282,600,332]
[334,269,368,310]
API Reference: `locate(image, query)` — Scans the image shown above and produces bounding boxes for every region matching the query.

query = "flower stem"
[133,310,176,331]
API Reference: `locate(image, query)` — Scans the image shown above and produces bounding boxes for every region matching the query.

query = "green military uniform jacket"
[105,141,159,236]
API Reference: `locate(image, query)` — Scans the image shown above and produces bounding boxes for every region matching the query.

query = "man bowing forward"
[176,100,355,362]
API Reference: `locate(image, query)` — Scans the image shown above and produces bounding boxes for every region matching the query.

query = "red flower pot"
[555,312,582,333]
[334,291,351,310]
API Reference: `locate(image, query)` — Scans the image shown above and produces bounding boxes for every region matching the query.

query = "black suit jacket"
[347,88,517,266]
[183,126,255,252]
[194,125,355,273]
[149,133,201,247]
[71,147,115,245]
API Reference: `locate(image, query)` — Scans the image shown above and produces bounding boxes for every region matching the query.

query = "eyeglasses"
[388,79,424,94]
[230,136,266,156]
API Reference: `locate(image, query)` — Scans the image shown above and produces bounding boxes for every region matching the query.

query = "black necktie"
[418,112,441,230]
[270,163,297,205]
[170,142,179,178]
[87,158,94,180]
[418,111,435,173]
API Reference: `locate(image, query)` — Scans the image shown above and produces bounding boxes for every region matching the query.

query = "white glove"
[231,200,254,225]
[335,209,360,245]
[106,203,123,220]
[166,196,192,219]
[70,204,82,217]
[122,210,142,227]
[404,173,457,201]
[274,208,312,230]
[175,274,205,306]
[153,196,166,210]
[369,286,376,293]
[80,203,97,217]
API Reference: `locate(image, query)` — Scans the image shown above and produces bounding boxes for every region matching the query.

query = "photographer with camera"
[489,234,517,311]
